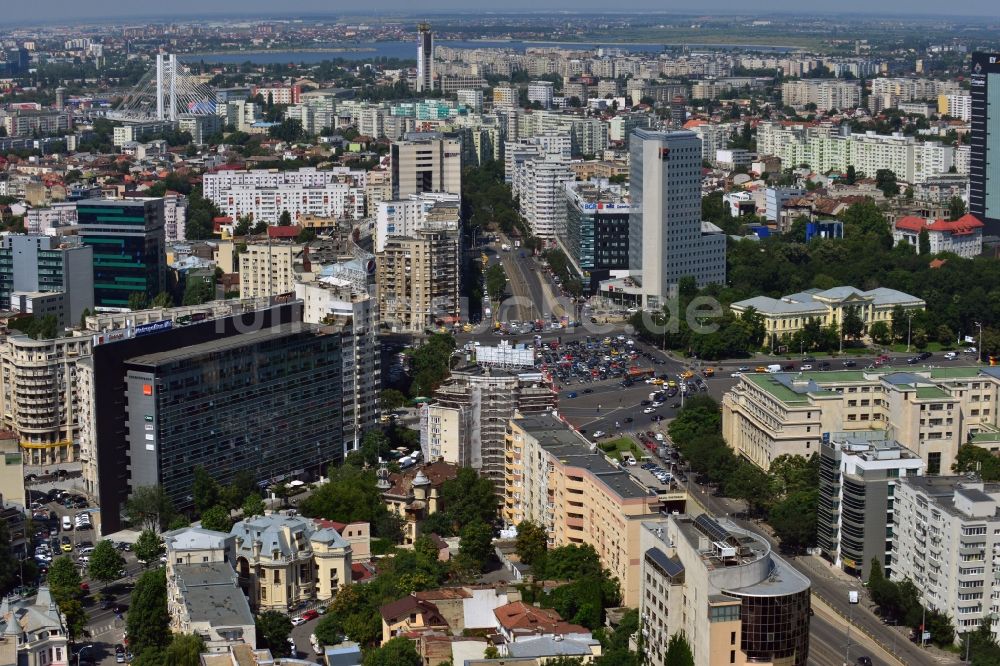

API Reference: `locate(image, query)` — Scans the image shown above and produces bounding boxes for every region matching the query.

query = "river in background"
[182,39,797,64]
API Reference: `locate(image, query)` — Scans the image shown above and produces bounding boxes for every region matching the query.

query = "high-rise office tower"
[0,234,93,328]
[76,199,166,309]
[416,23,434,93]
[970,52,1000,233]
[390,133,462,199]
[627,129,726,309]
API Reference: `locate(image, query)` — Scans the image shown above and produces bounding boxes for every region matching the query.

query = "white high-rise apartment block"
[892,476,1000,641]
[456,89,484,112]
[512,156,573,239]
[940,94,972,121]
[689,121,739,162]
[202,167,365,204]
[527,81,555,109]
[871,77,961,102]
[219,183,365,224]
[781,80,861,112]
[756,123,956,184]
[624,129,726,308]
[374,192,461,252]
[295,278,380,454]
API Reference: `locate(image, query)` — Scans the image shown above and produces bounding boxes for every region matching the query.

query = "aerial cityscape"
[1,5,1000,666]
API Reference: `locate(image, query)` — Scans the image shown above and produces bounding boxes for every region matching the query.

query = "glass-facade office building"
[76,199,166,308]
[122,323,343,511]
[565,185,630,294]
[971,52,1000,234]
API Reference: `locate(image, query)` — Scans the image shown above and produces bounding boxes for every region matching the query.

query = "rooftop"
[124,323,320,367]
[515,414,655,500]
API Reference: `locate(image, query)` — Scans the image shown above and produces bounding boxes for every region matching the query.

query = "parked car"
[301,609,319,622]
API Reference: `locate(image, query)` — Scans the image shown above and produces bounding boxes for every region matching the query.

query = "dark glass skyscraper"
[970,52,1000,234]
[122,323,344,512]
[76,199,166,309]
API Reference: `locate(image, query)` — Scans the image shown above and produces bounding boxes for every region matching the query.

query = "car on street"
[291,616,307,627]
[907,357,919,364]
[642,407,656,414]
[918,351,932,360]
[623,417,633,423]
[842,360,857,367]
[592,430,606,439]
[582,388,593,394]
[565,391,577,398]
[800,364,813,370]
[301,609,320,622]
[944,351,958,360]
[738,366,750,372]
[730,372,742,378]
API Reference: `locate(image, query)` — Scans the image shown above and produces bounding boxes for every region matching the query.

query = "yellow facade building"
[504,414,662,607]
[730,286,924,347]
[722,366,1000,474]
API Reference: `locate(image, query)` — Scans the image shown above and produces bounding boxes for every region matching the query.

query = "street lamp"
[906,311,915,353]
[75,645,92,666]
[975,321,983,365]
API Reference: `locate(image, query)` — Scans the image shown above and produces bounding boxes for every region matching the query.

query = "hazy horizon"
[3,0,999,23]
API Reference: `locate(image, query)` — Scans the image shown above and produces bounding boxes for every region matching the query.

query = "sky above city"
[5,0,998,21]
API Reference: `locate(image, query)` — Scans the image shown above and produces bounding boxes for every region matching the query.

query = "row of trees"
[718,199,1000,355]
[667,395,819,552]
[867,560,954,648]
[542,248,584,298]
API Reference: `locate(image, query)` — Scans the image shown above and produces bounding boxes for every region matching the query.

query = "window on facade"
[928,452,942,475]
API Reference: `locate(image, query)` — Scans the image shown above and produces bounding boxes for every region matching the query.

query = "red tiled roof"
[267,225,302,239]
[895,213,984,236]
[929,258,948,269]
[493,601,589,636]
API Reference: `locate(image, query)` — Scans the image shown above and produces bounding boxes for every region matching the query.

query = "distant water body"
[183,39,797,64]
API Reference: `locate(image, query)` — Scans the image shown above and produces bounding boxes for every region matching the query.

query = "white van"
[62,515,72,531]
[766,364,782,373]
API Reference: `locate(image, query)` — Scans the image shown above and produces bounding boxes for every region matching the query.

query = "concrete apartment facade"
[0,333,91,467]
[891,476,1000,641]
[723,366,1000,474]
[638,514,811,666]
[239,242,304,299]
[817,432,924,579]
[504,414,662,607]
[420,366,556,491]
[376,227,460,333]
[781,80,861,111]
[294,278,380,454]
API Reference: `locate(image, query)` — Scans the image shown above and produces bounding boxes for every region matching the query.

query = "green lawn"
[887,341,959,353]
[599,436,642,461]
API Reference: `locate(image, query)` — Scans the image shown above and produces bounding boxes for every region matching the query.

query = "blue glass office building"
[76,199,166,308]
